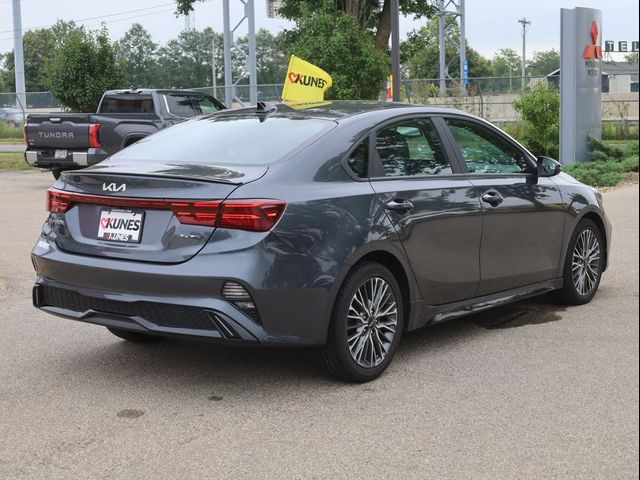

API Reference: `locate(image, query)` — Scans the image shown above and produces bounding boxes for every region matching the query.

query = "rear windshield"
[99,96,155,114]
[108,115,334,166]
[162,93,225,118]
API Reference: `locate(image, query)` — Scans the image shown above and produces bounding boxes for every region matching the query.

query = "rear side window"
[375,118,451,177]
[163,94,225,118]
[108,115,333,166]
[347,140,369,178]
[99,96,154,114]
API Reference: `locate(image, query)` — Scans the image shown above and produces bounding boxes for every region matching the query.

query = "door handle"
[481,192,504,207]
[385,199,414,213]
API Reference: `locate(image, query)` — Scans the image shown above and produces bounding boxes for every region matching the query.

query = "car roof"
[103,89,210,96]
[214,100,476,122]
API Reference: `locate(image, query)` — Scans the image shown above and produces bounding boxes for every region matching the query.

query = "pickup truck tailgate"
[26,114,96,149]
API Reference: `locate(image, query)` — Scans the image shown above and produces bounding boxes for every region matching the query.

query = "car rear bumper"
[31,234,334,346]
[25,148,109,170]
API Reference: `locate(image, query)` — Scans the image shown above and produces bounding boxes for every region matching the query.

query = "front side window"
[445,118,532,174]
[374,118,451,177]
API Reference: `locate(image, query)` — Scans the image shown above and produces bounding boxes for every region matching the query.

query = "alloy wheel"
[347,276,398,368]
[571,229,601,296]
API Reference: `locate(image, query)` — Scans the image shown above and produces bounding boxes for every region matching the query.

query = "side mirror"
[537,156,562,177]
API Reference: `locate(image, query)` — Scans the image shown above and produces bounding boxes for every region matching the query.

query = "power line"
[0,1,192,36]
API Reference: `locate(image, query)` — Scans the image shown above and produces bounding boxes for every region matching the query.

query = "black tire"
[51,169,62,180]
[319,262,404,382]
[557,219,604,305]
[107,327,162,343]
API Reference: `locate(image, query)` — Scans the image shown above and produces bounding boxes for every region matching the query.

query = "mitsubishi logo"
[583,20,602,59]
[102,183,126,192]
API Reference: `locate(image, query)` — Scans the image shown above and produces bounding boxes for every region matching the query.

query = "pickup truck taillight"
[88,124,101,148]
[23,124,28,146]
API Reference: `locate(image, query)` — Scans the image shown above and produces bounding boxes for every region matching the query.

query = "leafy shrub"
[587,135,625,160]
[601,122,640,141]
[563,138,639,187]
[513,83,559,158]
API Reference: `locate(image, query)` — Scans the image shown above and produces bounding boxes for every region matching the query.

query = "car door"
[441,116,565,296]
[367,116,483,305]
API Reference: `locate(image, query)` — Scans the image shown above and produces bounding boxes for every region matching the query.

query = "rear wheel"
[557,219,604,305]
[319,262,404,382]
[107,327,162,343]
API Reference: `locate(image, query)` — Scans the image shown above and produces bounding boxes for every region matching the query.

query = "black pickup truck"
[24,89,225,178]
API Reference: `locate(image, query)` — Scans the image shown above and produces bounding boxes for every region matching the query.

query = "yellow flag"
[281,55,333,103]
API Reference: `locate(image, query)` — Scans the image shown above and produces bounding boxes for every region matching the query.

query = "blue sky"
[0,0,638,60]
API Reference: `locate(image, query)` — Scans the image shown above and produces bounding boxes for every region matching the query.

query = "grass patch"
[0,152,30,171]
[0,121,22,140]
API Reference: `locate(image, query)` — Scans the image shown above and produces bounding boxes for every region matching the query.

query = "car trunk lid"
[47,164,267,263]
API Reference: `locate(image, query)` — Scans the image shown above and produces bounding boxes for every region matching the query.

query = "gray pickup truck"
[24,89,225,178]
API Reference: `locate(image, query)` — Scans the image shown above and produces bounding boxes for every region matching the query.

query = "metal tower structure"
[436,0,466,97]
[222,0,257,106]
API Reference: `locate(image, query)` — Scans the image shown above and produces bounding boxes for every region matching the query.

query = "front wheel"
[557,219,604,305]
[319,262,404,382]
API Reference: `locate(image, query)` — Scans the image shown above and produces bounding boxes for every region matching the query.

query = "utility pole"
[518,18,531,90]
[12,0,26,118]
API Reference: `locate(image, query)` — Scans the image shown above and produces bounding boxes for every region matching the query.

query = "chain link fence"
[1,75,637,128]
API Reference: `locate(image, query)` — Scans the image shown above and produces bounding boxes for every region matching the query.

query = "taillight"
[45,188,286,232]
[218,200,286,231]
[23,124,28,146]
[46,189,72,213]
[88,124,101,148]
[170,201,221,227]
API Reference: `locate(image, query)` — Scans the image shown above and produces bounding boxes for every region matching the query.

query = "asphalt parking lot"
[0,170,638,480]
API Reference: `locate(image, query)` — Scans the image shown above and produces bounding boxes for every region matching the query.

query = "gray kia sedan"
[31,102,611,382]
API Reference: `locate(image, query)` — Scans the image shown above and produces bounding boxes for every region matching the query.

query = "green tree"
[490,48,522,92]
[156,27,220,88]
[282,9,388,99]
[44,26,126,112]
[401,18,492,82]
[175,0,437,53]
[114,23,160,88]
[1,28,56,92]
[513,82,559,158]
[234,29,287,85]
[527,49,560,77]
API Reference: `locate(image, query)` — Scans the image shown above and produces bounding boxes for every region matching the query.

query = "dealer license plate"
[97,208,144,244]
[54,149,67,160]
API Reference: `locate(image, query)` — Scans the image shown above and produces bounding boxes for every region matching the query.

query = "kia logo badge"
[103,183,126,192]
